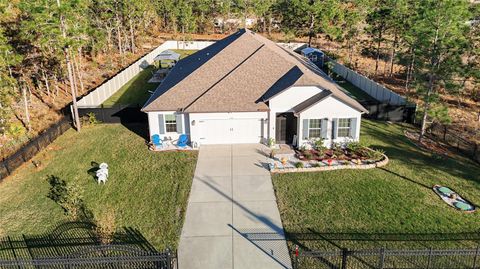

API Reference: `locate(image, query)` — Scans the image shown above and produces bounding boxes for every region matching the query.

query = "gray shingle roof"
[292,90,332,113]
[142,29,367,113]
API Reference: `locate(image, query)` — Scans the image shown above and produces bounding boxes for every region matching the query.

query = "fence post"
[378,248,385,269]
[341,248,348,269]
[426,248,433,269]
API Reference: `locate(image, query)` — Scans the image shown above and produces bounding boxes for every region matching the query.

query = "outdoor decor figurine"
[96,163,109,184]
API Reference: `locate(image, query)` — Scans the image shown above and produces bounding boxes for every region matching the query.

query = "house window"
[337,118,352,137]
[165,114,177,132]
[308,119,322,138]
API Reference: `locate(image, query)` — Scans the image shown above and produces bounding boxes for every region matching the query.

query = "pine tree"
[408,0,471,141]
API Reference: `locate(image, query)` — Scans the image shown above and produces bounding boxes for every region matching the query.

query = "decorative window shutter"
[158,114,165,135]
[320,119,328,139]
[332,118,338,139]
[350,118,357,138]
[302,119,309,139]
[176,114,184,134]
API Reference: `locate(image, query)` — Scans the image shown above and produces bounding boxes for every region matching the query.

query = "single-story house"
[142,29,367,148]
[301,47,325,67]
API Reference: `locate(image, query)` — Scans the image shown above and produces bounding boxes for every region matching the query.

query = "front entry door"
[275,113,297,144]
[275,116,287,144]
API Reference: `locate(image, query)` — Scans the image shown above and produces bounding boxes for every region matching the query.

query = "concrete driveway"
[178,144,292,269]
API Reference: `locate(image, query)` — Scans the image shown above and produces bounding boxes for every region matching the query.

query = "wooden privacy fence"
[0,118,71,181]
[331,61,406,106]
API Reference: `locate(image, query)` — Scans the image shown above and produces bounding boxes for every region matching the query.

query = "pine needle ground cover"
[272,120,480,250]
[0,124,197,250]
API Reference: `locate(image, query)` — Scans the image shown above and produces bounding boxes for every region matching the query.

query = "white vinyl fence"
[331,61,406,105]
[77,40,214,108]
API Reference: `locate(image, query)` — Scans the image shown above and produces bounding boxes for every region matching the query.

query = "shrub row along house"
[142,29,367,148]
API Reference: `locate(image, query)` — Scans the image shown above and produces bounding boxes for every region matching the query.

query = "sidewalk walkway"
[178,144,292,269]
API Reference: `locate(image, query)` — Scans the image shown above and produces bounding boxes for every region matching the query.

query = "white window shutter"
[320,119,328,139]
[302,119,309,139]
[332,118,338,139]
[350,118,357,139]
[158,114,165,134]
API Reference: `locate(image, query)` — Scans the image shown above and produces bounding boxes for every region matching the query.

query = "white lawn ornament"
[96,163,109,184]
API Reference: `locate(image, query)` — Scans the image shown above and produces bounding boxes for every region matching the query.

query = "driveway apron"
[178,144,292,269]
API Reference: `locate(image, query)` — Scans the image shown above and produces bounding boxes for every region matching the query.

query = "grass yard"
[331,72,377,103]
[0,124,197,250]
[102,66,159,107]
[272,120,480,251]
[102,49,198,107]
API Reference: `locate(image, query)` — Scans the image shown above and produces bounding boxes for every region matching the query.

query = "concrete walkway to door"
[178,144,292,269]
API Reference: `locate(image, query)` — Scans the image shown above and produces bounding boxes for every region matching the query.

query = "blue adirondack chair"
[151,134,163,150]
[177,134,188,148]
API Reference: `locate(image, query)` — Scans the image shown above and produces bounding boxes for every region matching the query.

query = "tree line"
[0,0,478,143]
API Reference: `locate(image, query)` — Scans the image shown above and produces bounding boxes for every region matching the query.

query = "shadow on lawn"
[122,122,149,140]
[361,121,480,186]
[0,221,159,260]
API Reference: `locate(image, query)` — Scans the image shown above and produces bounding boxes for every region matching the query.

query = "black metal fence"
[0,245,176,268]
[428,123,480,164]
[293,246,480,269]
[78,105,147,124]
[0,221,177,268]
[0,117,72,181]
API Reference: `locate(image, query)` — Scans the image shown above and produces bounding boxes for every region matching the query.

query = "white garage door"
[198,118,264,144]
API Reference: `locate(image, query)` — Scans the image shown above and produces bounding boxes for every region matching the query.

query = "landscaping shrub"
[365,148,385,161]
[303,151,314,160]
[46,175,86,220]
[268,138,275,147]
[81,112,101,126]
[313,138,327,156]
[346,141,363,153]
[295,162,304,168]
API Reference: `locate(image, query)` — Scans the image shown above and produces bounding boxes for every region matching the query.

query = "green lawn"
[272,120,480,251]
[0,124,197,250]
[102,49,198,107]
[102,66,159,107]
[331,72,377,103]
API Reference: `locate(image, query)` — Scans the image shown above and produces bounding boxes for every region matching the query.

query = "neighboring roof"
[301,47,323,55]
[153,50,180,61]
[142,29,367,113]
[292,90,332,114]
